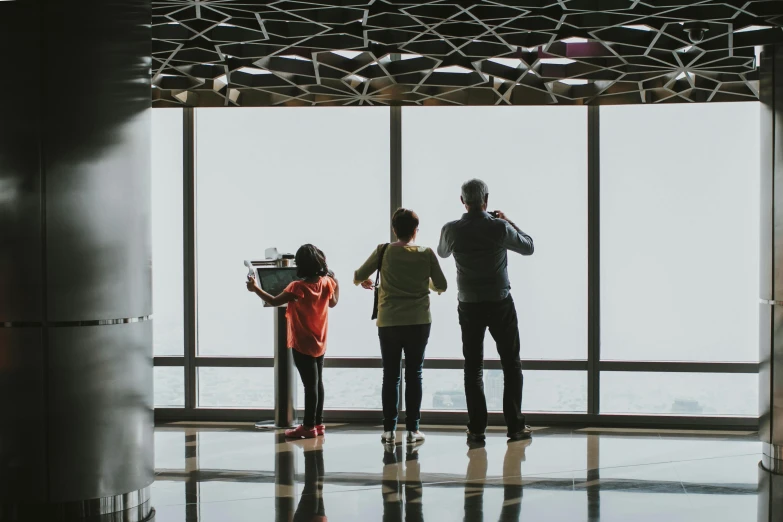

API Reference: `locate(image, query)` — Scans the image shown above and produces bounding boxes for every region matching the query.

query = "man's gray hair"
[461,179,489,208]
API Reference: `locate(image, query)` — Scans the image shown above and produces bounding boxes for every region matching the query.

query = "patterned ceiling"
[152,1,783,107]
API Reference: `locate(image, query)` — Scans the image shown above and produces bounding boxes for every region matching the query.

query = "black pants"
[292,350,325,427]
[458,295,524,435]
[378,324,431,432]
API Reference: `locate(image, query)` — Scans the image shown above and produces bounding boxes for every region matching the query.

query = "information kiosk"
[246,249,299,429]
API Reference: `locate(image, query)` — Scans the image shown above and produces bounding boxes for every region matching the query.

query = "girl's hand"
[246,275,258,292]
[360,279,374,290]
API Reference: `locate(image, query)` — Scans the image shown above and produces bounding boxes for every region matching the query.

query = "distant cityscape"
[153,331,757,417]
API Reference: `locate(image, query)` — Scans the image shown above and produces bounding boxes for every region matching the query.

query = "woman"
[355,208,447,445]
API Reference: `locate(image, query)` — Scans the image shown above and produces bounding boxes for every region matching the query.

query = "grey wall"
[0,0,153,504]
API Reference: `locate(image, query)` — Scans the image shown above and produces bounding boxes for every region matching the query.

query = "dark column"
[760,44,783,521]
[0,1,153,519]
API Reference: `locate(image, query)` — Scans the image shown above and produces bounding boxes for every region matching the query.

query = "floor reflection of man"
[382,444,425,522]
[464,440,530,522]
[292,438,327,522]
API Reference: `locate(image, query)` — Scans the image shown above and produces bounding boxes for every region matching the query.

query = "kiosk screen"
[257,268,300,296]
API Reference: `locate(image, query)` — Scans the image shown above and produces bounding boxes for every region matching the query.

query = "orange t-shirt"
[283,277,336,357]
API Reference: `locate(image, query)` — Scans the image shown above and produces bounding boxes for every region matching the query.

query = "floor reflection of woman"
[292,438,327,522]
[382,444,425,522]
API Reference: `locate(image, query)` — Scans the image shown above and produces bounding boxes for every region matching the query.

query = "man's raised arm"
[495,211,534,256]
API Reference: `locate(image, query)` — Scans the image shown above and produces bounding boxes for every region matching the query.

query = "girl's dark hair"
[392,208,419,241]
[295,244,329,279]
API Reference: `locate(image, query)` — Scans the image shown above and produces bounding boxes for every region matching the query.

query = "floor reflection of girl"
[292,438,327,522]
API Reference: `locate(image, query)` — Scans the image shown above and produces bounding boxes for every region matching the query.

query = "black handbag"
[371,243,390,320]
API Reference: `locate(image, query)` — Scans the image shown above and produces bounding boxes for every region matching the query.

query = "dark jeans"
[378,324,431,432]
[458,295,525,435]
[292,350,325,427]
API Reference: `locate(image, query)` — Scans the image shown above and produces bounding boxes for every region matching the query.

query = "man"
[437,179,534,443]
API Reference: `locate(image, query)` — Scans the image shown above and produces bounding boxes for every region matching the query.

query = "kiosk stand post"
[256,307,298,430]
[274,307,296,427]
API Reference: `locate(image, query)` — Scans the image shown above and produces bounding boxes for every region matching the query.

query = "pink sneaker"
[315,424,326,436]
[285,425,317,439]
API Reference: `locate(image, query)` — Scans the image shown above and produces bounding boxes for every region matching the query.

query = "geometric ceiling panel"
[152,1,783,107]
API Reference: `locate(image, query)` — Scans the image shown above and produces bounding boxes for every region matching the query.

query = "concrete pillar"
[0,1,153,519]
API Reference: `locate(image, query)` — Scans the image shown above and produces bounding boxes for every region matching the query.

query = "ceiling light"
[279,55,310,61]
[434,65,474,74]
[332,50,363,59]
[561,37,588,44]
[213,74,228,89]
[237,67,271,75]
[736,25,772,33]
[559,79,589,85]
[400,54,423,60]
[675,72,688,80]
[344,74,367,83]
[623,24,654,32]
[540,58,576,65]
[676,45,693,53]
[488,58,524,68]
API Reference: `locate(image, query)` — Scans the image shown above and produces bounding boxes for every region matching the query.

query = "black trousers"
[458,295,525,435]
[378,324,431,432]
[292,349,325,427]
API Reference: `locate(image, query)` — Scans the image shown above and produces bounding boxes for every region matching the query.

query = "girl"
[247,244,339,439]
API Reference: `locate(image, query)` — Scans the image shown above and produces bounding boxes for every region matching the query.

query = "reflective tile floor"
[152,424,761,521]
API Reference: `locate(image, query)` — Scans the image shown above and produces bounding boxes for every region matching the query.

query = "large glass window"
[151,109,184,356]
[600,372,757,416]
[601,103,760,362]
[402,106,588,361]
[154,367,184,408]
[421,370,586,412]
[198,368,274,408]
[195,107,390,358]
[296,369,384,410]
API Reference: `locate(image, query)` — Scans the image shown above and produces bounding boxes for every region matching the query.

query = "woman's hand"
[246,275,259,293]
[360,279,374,290]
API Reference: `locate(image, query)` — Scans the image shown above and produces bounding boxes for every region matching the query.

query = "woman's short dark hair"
[392,208,419,241]
[295,244,329,279]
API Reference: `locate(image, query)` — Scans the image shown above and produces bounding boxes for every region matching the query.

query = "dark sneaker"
[508,426,533,441]
[466,429,486,443]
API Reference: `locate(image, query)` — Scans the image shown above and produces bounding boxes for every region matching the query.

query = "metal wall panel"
[775,44,783,305]
[43,0,152,322]
[759,464,783,521]
[46,321,153,502]
[0,329,46,502]
[0,1,43,322]
[762,303,773,443]
[761,47,774,302]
